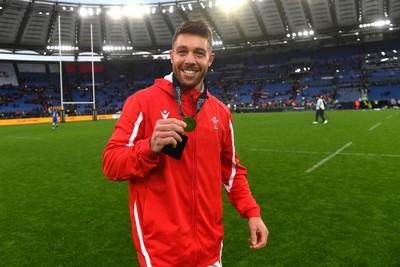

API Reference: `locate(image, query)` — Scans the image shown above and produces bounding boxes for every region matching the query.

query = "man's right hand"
[150,118,187,154]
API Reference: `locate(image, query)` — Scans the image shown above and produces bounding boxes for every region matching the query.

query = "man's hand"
[248,217,268,249]
[150,118,187,154]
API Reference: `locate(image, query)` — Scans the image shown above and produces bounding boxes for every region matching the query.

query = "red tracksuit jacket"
[103,73,261,267]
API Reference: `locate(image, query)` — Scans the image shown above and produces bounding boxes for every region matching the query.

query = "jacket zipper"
[190,94,198,266]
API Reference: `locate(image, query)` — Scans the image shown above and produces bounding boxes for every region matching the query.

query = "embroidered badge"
[211,116,219,131]
[161,110,170,119]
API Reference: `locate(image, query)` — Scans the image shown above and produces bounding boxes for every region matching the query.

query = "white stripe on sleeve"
[223,120,236,193]
[127,112,143,147]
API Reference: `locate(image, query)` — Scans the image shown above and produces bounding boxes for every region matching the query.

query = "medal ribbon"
[172,74,208,119]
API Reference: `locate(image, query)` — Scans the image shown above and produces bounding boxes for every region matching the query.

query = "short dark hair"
[172,19,213,50]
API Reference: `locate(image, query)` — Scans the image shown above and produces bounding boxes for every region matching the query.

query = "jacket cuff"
[245,207,261,219]
[140,138,159,161]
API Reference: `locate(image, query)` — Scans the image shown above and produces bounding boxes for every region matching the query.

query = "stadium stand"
[1,40,400,119]
[0,45,400,117]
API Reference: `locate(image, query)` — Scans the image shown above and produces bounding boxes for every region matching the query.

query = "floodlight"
[122,5,142,17]
[216,0,246,12]
[79,7,87,17]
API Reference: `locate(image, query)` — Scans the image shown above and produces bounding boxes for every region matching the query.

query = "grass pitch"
[1,109,399,266]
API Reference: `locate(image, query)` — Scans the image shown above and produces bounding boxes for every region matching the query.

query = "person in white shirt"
[313,95,328,124]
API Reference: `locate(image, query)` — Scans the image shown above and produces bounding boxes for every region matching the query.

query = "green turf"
[1,109,399,266]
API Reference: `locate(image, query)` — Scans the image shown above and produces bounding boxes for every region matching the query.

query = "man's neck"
[182,83,204,93]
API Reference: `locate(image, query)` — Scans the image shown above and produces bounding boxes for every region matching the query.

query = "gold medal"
[172,75,207,133]
[183,116,197,132]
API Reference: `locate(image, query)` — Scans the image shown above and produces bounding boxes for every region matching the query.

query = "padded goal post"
[62,102,97,122]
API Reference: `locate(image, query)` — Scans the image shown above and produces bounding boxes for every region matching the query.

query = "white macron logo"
[161,110,170,119]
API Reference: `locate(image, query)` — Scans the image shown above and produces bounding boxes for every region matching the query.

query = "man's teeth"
[183,70,196,74]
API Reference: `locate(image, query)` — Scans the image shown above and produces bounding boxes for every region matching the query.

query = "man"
[313,95,328,124]
[103,19,268,267]
[51,108,59,129]
[355,99,360,110]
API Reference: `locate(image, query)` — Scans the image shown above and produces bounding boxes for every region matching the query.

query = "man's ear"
[170,50,174,64]
[208,52,215,67]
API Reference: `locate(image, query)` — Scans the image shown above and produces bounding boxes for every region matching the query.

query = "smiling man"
[103,19,268,267]
[170,24,214,91]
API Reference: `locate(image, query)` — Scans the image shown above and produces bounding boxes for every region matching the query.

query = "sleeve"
[220,115,261,219]
[102,94,159,181]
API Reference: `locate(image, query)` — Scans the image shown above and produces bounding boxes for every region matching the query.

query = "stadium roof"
[0,0,399,57]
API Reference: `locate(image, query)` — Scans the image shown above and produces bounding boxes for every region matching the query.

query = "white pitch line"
[305,142,353,173]
[368,122,381,131]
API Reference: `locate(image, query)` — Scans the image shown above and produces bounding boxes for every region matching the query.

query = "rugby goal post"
[58,17,97,122]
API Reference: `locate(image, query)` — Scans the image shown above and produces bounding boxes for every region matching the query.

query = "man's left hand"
[248,217,268,249]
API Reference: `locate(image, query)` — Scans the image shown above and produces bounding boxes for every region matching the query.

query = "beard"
[173,66,207,90]
[178,76,203,90]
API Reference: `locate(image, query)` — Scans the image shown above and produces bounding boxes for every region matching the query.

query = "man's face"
[170,33,214,91]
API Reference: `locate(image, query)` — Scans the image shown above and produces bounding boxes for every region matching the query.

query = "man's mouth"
[182,70,197,75]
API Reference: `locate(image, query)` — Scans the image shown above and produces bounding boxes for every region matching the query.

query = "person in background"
[355,99,360,110]
[313,95,328,124]
[51,108,59,129]
[102,19,268,267]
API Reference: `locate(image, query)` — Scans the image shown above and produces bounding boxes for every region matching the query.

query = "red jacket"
[103,74,261,267]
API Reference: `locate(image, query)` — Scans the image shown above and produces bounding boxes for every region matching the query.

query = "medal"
[172,75,208,133]
[183,116,197,132]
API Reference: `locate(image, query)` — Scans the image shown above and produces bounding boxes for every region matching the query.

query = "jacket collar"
[164,72,173,83]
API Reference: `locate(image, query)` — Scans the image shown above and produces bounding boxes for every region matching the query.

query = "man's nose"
[185,52,195,64]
